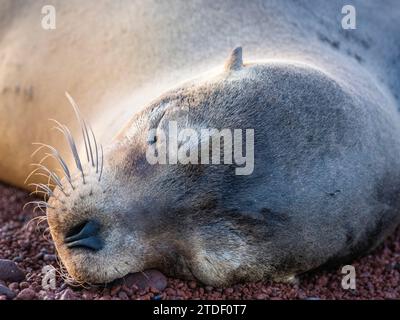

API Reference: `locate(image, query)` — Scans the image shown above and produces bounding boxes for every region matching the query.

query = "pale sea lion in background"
[0,1,400,285]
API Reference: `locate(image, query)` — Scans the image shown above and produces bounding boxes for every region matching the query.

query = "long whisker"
[29,183,49,196]
[23,201,54,211]
[28,172,56,191]
[25,166,41,185]
[25,166,55,188]
[34,205,46,214]
[30,163,64,190]
[62,125,85,183]
[38,153,51,164]
[39,153,74,188]
[31,145,46,158]
[33,172,54,186]
[24,215,48,232]
[32,142,73,187]
[50,119,85,184]
[30,181,49,199]
[37,155,67,181]
[65,92,94,167]
[99,144,104,181]
[28,183,56,198]
[89,125,99,173]
[83,119,95,167]
[65,92,103,179]
[30,189,50,199]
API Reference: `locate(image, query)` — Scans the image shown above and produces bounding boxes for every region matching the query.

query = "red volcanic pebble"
[0,182,399,300]
[15,288,37,300]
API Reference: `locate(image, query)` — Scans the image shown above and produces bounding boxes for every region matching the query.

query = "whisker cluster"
[25,92,104,209]
[23,200,54,213]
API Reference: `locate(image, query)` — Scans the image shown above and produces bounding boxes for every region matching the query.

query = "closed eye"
[147,133,157,145]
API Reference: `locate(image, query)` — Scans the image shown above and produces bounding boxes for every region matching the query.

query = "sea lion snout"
[45,163,149,284]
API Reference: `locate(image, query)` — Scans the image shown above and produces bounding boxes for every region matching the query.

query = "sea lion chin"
[44,48,400,286]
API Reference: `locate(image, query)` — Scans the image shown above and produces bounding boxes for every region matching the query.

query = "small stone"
[254,293,267,300]
[139,293,153,300]
[165,288,176,296]
[19,282,29,289]
[150,286,160,294]
[31,282,42,292]
[44,254,56,262]
[60,288,77,300]
[43,292,56,300]
[118,291,129,300]
[0,259,25,282]
[188,281,197,289]
[176,289,186,298]
[16,288,37,300]
[8,282,19,291]
[317,276,328,286]
[205,286,213,292]
[224,288,234,295]
[0,284,16,299]
[82,290,94,300]
[13,256,23,263]
[121,285,133,296]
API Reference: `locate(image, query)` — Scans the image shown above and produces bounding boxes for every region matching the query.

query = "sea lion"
[1,1,400,285]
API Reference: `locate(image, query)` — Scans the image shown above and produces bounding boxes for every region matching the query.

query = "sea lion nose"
[65,220,103,251]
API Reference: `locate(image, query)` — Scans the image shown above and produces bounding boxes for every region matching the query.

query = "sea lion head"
[45,47,350,286]
[43,47,261,285]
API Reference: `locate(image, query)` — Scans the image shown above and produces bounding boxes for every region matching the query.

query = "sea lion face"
[46,51,269,285]
[46,94,262,285]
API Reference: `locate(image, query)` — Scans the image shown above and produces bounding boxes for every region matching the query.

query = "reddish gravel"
[0,182,399,300]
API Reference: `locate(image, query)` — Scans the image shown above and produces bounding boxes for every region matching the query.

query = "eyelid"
[147,134,157,145]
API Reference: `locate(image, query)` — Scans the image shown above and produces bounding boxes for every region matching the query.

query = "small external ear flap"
[224,46,243,71]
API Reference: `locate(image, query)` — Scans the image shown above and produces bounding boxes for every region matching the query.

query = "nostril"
[66,236,103,251]
[65,220,103,251]
[65,220,100,242]
[65,221,88,239]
